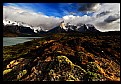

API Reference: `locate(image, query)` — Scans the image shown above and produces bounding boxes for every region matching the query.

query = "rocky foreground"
[3,33,120,81]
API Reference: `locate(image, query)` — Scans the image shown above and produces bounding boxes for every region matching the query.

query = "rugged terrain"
[3,33,120,81]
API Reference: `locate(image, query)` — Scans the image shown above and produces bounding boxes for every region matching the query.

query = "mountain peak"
[60,21,68,31]
[58,22,100,33]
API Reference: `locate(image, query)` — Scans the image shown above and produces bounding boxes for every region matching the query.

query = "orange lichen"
[45,56,52,62]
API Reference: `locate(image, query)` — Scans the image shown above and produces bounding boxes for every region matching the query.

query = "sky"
[3,3,120,32]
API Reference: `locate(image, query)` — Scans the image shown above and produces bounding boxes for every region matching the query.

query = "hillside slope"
[3,33,120,81]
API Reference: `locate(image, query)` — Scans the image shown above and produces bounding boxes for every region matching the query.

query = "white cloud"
[63,3,120,32]
[3,3,120,32]
[3,6,62,30]
[63,15,92,25]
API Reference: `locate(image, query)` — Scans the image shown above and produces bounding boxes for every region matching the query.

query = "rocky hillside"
[3,33,120,81]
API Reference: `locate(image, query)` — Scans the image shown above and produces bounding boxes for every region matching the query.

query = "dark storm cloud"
[96,11,111,17]
[78,3,101,13]
[104,14,120,23]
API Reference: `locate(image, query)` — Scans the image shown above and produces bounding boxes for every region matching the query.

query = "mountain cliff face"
[47,26,66,34]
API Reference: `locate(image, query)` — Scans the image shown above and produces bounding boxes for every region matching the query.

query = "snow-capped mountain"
[3,19,36,36]
[3,19,32,28]
[32,27,42,33]
[3,19,48,33]
[47,21,100,34]
[3,19,100,37]
[32,26,48,33]
[3,19,19,26]
[60,21,68,31]
[54,21,100,33]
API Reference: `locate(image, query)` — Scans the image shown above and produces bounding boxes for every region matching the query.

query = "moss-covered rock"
[57,56,75,69]
[3,69,12,75]
[46,56,87,81]
[83,71,103,81]
[86,62,99,73]
[17,70,27,80]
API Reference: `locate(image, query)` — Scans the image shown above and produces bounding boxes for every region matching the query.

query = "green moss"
[57,56,75,69]
[86,62,99,73]
[57,56,103,81]
[17,70,27,80]
[57,56,86,73]
[74,65,86,73]
[84,71,103,81]
[3,69,12,75]
[68,74,76,80]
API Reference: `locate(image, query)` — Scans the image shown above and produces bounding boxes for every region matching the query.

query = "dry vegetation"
[3,33,120,81]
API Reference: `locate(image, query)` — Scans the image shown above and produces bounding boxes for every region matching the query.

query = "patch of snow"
[60,22,68,31]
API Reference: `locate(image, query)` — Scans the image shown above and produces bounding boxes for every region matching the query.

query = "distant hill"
[3,25,36,37]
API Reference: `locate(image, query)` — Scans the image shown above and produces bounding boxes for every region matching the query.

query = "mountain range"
[47,21,100,34]
[3,19,119,37]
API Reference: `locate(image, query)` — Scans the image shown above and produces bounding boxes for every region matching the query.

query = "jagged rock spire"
[60,21,68,31]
